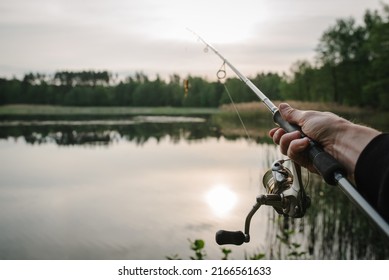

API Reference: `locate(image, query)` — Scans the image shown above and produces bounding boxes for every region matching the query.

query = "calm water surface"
[0,116,388,259]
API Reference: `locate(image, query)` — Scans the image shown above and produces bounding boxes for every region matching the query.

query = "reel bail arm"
[216,194,283,245]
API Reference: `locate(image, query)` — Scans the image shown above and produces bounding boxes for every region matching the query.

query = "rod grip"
[272,110,346,185]
[215,230,246,245]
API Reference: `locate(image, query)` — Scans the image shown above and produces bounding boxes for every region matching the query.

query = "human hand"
[269,103,380,179]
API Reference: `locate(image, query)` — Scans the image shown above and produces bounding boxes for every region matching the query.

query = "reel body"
[216,159,310,245]
[262,159,310,218]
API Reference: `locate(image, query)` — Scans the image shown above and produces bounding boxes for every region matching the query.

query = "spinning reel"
[216,159,311,245]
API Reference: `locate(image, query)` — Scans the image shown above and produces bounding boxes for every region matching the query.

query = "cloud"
[0,0,385,79]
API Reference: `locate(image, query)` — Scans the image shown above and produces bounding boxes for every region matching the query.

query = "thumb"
[279,103,305,126]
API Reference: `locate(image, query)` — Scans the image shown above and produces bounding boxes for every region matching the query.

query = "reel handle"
[273,110,346,185]
[215,230,246,245]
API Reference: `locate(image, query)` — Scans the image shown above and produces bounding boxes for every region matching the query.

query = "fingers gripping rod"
[189,30,389,238]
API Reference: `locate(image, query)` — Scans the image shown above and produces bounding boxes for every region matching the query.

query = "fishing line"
[217,62,226,79]
[223,85,252,142]
[217,61,251,141]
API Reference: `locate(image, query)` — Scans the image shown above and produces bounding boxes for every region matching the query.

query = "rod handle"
[215,230,246,245]
[273,110,346,185]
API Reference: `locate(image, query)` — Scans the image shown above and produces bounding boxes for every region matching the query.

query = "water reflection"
[0,115,388,259]
[0,116,224,146]
[0,117,267,260]
[205,185,238,217]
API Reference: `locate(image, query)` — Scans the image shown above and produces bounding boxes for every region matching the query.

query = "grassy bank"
[220,101,389,131]
[220,100,368,114]
[0,101,368,116]
[0,104,219,116]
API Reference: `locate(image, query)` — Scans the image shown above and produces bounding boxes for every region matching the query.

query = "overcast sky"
[0,0,386,81]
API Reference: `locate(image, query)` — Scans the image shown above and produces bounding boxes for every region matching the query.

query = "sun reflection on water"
[205,184,238,217]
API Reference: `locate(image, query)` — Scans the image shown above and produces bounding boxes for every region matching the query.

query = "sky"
[0,0,386,81]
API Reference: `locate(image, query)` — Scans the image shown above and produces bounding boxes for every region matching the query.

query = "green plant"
[166,238,266,260]
[189,239,206,260]
[276,229,306,259]
[221,248,232,260]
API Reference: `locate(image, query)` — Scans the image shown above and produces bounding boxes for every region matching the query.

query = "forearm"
[332,122,380,180]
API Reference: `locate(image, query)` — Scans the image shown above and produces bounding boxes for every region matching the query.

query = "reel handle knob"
[273,110,346,185]
[215,230,246,245]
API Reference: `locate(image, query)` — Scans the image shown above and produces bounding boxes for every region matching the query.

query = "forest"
[0,5,388,109]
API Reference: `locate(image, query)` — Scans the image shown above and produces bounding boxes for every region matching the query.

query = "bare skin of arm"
[269,103,381,181]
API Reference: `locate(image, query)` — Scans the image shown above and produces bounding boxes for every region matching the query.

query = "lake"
[0,114,388,259]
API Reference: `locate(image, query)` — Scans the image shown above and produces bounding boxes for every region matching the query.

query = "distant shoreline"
[0,101,369,116]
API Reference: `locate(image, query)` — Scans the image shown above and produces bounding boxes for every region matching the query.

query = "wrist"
[334,122,380,179]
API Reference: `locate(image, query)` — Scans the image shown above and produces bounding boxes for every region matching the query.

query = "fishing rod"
[189,29,389,243]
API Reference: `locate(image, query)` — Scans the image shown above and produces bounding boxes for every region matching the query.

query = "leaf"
[193,239,205,250]
[249,253,266,260]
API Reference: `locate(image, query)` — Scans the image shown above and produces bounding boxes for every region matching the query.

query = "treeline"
[284,4,389,109]
[0,70,282,108]
[0,5,388,109]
